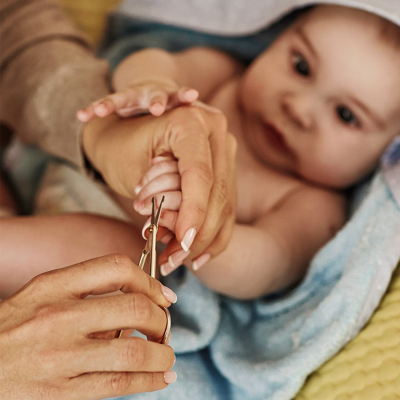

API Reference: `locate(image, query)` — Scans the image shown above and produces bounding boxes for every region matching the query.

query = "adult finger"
[73,293,169,341]
[67,370,176,400]
[32,254,174,308]
[165,106,228,247]
[73,338,175,374]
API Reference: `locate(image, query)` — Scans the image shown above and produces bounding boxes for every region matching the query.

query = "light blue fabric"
[102,8,400,400]
[112,142,400,400]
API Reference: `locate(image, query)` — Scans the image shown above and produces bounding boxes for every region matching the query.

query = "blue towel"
[114,138,400,400]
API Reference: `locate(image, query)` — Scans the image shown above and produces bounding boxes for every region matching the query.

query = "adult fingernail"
[164,370,177,384]
[161,232,174,244]
[181,228,196,252]
[168,249,190,269]
[141,218,151,240]
[167,335,173,346]
[161,285,177,303]
[192,253,211,271]
[160,250,190,276]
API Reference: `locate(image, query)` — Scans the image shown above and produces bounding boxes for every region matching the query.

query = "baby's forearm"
[191,224,298,300]
[0,214,144,299]
[113,48,182,92]
[112,47,243,101]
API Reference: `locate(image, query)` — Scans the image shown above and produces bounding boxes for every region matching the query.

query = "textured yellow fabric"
[296,264,400,400]
[57,0,123,46]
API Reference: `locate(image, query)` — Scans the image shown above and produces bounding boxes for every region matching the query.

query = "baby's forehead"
[300,4,400,46]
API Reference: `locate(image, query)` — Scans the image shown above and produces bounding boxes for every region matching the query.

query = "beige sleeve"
[0,0,111,170]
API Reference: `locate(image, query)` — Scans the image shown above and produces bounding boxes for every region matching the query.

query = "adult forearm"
[0,0,111,170]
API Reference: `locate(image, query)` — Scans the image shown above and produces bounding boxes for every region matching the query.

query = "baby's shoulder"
[289,183,347,228]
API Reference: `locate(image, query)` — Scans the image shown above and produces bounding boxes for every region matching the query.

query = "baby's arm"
[77,47,244,121]
[0,214,146,298]
[189,187,346,299]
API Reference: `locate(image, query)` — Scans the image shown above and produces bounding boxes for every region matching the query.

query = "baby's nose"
[282,94,315,131]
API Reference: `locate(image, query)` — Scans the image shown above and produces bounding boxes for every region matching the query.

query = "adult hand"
[82,105,237,262]
[0,254,177,400]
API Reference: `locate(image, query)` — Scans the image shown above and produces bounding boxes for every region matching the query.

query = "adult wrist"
[82,113,120,178]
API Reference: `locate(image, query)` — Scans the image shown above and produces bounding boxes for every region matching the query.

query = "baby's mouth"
[263,122,290,153]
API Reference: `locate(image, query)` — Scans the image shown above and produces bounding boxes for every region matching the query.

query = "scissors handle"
[138,249,149,270]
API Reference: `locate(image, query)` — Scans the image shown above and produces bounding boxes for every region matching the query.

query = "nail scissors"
[115,196,171,343]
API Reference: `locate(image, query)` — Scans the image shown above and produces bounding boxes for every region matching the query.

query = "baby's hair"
[377,16,400,48]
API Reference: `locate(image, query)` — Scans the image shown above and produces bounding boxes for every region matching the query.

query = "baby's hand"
[77,81,199,122]
[133,155,182,244]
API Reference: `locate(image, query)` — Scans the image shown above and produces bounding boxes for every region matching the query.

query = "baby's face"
[238,5,400,188]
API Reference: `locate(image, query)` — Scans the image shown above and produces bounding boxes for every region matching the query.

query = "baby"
[78,5,399,299]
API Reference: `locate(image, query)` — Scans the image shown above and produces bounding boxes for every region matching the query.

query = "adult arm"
[0,0,110,169]
[0,254,177,399]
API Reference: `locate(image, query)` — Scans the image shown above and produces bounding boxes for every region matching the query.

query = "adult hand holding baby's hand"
[83,104,237,270]
[0,254,176,400]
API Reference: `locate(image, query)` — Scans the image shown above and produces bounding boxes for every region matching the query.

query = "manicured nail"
[160,263,174,276]
[164,370,177,384]
[141,218,151,240]
[168,249,190,269]
[181,228,196,252]
[161,285,177,303]
[166,335,173,346]
[192,253,211,271]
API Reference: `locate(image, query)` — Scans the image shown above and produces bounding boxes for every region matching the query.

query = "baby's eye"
[292,52,310,77]
[336,105,360,127]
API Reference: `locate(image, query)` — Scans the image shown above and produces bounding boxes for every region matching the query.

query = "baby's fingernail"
[133,200,144,212]
[181,228,196,252]
[95,104,108,117]
[161,285,177,303]
[161,232,174,244]
[184,89,199,102]
[76,110,89,122]
[141,218,151,240]
[150,103,164,116]
[134,184,142,195]
[164,370,177,384]
[192,253,211,271]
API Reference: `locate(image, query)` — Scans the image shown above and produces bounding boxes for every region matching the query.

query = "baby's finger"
[135,160,179,195]
[141,210,179,240]
[148,92,169,116]
[77,107,96,122]
[177,87,199,103]
[135,174,181,203]
[134,192,182,215]
[165,88,199,111]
